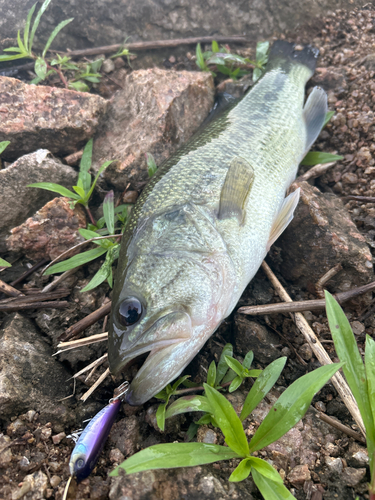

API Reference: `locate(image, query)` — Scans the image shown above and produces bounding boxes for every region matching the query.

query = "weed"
[111,349,340,500]
[325,292,375,499]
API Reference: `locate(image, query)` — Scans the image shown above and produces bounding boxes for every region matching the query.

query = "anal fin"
[218,157,255,224]
[267,188,300,251]
[303,87,328,155]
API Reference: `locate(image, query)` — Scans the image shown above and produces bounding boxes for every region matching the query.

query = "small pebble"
[52,432,66,445]
[325,456,343,474]
[49,475,61,488]
[109,448,125,464]
[287,464,311,486]
[102,58,115,73]
[342,467,366,486]
[299,343,313,360]
[314,401,326,412]
[350,320,365,336]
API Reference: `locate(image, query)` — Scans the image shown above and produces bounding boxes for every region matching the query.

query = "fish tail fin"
[266,40,319,78]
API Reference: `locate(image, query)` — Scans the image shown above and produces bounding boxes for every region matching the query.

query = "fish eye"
[118,297,142,326]
[75,458,85,469]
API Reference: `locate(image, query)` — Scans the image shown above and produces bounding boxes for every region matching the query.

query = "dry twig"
[0,279,24,297]
[294,162,336,183]
[55,332,108,354]
[59,301,112,342]
[80,368,110,402]
[10,259,49,287]
[260,261,366,437]
[316,411,366,443]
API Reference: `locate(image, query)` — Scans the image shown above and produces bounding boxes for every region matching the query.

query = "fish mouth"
[108,310,193,404]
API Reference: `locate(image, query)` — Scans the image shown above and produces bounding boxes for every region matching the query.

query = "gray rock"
[0,313,72,423]
[287,464,311,487]
[0,434,12,468]
[109,466,256,500]
[11,470,48,500]
[0,76,107,161]
[0,150,77,253]
[93,68,214,190]
[108,416,142,457]
[276,182,374,306]
[234,315,281,364]
[346,442,369,468]
[0,0,364,55]
[325,456,343,475]
[342,467,366,487]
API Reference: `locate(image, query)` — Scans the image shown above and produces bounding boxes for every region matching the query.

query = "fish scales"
[108,41,327,405]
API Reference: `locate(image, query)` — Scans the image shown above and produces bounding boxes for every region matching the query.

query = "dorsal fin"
[303,87,328,155]
[218,157,255,224]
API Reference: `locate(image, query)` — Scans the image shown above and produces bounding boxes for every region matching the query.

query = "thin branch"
[295,162,336,183]
[345,195,375,203]
[238,279,375,316]
[55,332,108,355]
[59,300,112,342]
[42,235,121,275]
[72,354,108,380]
[0,279,24,297]
[261,260,366,437]
[42,267,82,293]
[10,259,49,287]
[316,411,366,443]
[0,300,69,312]
[60,35,248,59]
[315,263,343,298]
[80,368,110,402]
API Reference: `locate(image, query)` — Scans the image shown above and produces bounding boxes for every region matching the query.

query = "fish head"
[108,216,228,405]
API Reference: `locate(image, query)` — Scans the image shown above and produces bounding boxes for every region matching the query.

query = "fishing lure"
[63,382,129,499]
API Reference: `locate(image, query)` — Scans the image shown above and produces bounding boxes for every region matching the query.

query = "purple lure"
[69,398,121,482]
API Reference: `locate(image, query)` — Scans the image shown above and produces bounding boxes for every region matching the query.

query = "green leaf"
[215,343,233,386]
[0,53,30,62]
[0,141,10,155]
[249,363,341,452]
[24,3,37,52]
[186,422,199,441]
[80,139,93,176]
[225,356,243,377]
[324,111,335,128]
[165,396,212,419]
[252,469,296,500]
[196,43,207,71]
[253,67,262,82]
[3,47,24,53]
[248,457,283,484]
[78,228,114,248]
[243,351,254,370]
[172,375,190,392]
[196,414,212,425]
[34,57,47,80]
[42,18,74,58]
[204,384,249,457]
[110,443,240,476]
[90,58,103,73]
[17,30,27,54]
[69,81,90,92]
[44,246,107,275]
[80,246,117,292]
[301,152,343,166]
[146,152,158,178]
[326,291,374,442]
[207,360,217,387]
[256,41,270,64]
[156,402,167,431]
[221,367,237,385]
[0,258,12,267]
[27,182,80,199]
[229,376,243,393]
[72,185,85,199]
[211,40,219,53]
[103,191,115,235]
[29,0,53,52]
[229,458,252,482]
[83,161,114,204]
[366,335,375,434]
[241,357,287,421]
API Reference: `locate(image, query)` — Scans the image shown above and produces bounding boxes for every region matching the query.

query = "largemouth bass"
[108,41,327,405]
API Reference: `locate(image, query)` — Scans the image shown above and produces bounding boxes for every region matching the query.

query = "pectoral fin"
[267,188,300,251]
[303,87,328,155]
[218,157,255,224]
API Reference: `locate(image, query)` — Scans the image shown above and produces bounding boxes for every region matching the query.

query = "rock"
[276,182,374,305]
[342,467,366,486]
[52,432,66,445]
[108,416,141,457]
[346,442,369,468]
[12,470,48,500]
[0,150,77,253]
[0,76,107,161]
[144,404,186,435]
[109,466,255,500]
[197,426,217,444]
[234,316,281,364]
[49,475,61,488]
[109,448,125,464]
[93,68,214,190]
[350,320,365,336]
[287,464,311,487]
[299,343,313,360]
[102,58,115,73]
[0,434,12,467]
[7,197,86,260]
[325,456,343,474]
[0,313,72,423]
[309,67,347,92]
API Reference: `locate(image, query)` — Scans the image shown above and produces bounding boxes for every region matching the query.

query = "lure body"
[69,398,121,482]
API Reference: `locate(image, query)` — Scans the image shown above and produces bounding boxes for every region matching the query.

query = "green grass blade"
[27,182,80,199]
[103,191,115,235]
[204,384,249,457]
[24,3,37,52]
[110,443,239,476]
[79,138,93,193]
[325,291,374,437]
[42,18,74,58]
[34,57,47,80]
[165,396,212,419]
[0,54,30,61]
[17,30,27,54]
[240,357,286,421]
[366,335,375,432]
[78,228,113,248]
[44,247,107,275]
[225,356,243,377]
[249,363,341,452]
[84,160,113,203]
[229,458,252,482]
[301,152,343,166]
[248,457,283,484]
[29,0,53,52]
[252,469,296,500]
[81,261,110,292]
[207,360,216,387]
[324,111,335,127]
[0,258,12,267]
[215,343,233,386]
[243,351,254,370]
[0,141,10,155]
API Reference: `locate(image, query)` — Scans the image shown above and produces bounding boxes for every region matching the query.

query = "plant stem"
[46,61,69,88]
[85,205,97,226]
[174,381,232,396]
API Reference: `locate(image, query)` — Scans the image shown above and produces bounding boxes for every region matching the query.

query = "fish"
[108,40,327,406]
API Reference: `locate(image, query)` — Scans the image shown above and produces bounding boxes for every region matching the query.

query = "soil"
[1,4,375,500]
